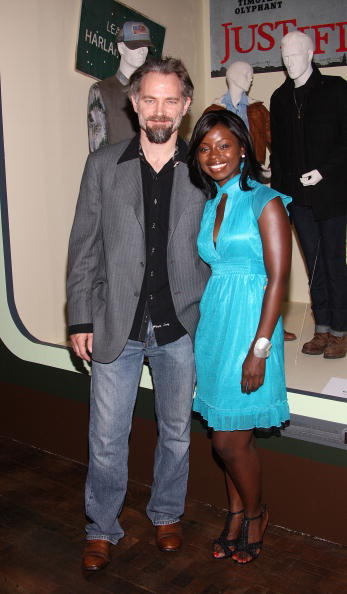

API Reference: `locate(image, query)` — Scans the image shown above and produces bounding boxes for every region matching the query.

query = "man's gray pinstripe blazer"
[67,138,211,363]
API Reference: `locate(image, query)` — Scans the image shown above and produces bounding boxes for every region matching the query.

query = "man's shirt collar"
[118,134,187,165]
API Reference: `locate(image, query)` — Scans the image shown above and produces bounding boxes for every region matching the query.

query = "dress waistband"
[211,259,266,275]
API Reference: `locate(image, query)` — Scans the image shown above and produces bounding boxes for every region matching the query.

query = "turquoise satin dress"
[193,174,291,431]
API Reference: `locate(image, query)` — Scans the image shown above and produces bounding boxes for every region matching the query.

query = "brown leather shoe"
[302,332,330,355]
[82,539,111,572]
[284,329,297,341]
[155,522,182,552]
[324,334,347,359]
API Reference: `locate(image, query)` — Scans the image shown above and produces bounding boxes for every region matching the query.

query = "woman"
[187,110,291,564]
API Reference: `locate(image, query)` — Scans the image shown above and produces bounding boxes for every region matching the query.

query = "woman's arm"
[241,196,292,393]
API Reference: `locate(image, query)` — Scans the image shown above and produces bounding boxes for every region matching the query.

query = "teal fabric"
[193,174,292,431]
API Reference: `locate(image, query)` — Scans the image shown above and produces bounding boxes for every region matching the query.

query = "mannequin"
[205,61,271,165]
[270,31,347,358]
[205,62,296,341]
[87,21,152,152]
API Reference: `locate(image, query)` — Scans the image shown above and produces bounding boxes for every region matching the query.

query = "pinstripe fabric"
[67,139,210,363]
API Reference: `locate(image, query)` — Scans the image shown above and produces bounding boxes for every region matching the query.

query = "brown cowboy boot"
[82,539,111,572]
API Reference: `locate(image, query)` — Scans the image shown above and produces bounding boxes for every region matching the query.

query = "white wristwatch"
[253,337,272,358]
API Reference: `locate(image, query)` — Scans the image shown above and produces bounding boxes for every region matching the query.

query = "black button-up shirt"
[123,135,187,345]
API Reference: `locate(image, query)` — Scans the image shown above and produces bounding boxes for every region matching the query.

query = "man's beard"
[142,115,182,144]
[145,123,174,144]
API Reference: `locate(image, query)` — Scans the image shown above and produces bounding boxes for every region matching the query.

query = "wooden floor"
[1,436,346,594]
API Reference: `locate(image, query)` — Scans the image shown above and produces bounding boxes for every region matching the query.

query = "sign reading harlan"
[76,0,165,80]
[210,0,347,76]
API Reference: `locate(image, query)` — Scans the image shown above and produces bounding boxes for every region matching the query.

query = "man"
[87,21,152,152]
[67,57,210,572]
[270,31,347,358]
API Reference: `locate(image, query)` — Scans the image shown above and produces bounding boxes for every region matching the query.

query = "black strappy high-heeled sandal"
[213,509,244,560]
[233,505,268,564]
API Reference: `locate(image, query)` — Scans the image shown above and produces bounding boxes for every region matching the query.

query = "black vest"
[97,74,139,144]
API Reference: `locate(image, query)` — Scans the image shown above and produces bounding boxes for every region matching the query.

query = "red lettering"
[221,22,233,64]
[310,24,335,54]
[336,21,347,52]
[232,24,257,53]
[297,26,311,36]
[274,19,297,37]
[219,19,346,65]
[257,22,275,51]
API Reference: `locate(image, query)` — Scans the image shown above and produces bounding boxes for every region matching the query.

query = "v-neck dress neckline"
[212,174,241,251]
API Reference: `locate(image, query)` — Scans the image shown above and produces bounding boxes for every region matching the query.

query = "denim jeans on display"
[85,322,195,544]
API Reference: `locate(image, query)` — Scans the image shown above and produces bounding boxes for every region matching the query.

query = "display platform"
[282,301,347,450]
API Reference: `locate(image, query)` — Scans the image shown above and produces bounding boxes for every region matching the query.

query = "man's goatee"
[145,125,174,144]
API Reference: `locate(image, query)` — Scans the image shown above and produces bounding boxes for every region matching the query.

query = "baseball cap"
[116,21,153,49]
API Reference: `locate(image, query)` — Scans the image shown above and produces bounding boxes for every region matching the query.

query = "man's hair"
[128,56,194,102]
[187,109,262,198]
[281,31,314,53]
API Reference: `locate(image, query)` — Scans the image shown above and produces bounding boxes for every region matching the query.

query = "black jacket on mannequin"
[270,65,347,220]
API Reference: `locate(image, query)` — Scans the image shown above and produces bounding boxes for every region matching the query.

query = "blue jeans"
[85,322,195,544]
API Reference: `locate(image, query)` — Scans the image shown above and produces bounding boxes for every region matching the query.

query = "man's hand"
[70,333,93,362]
[300,169,322,186]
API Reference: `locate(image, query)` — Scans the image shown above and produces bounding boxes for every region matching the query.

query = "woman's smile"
[208,162,227,172]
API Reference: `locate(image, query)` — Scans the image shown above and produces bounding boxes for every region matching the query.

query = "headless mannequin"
[205,61,271,166]
[87,42,148,152]
[270,31,347,357]
[281,32,322,187]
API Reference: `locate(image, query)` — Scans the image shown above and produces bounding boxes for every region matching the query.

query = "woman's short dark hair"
[128,56,194,102]
[187,109,262,197]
